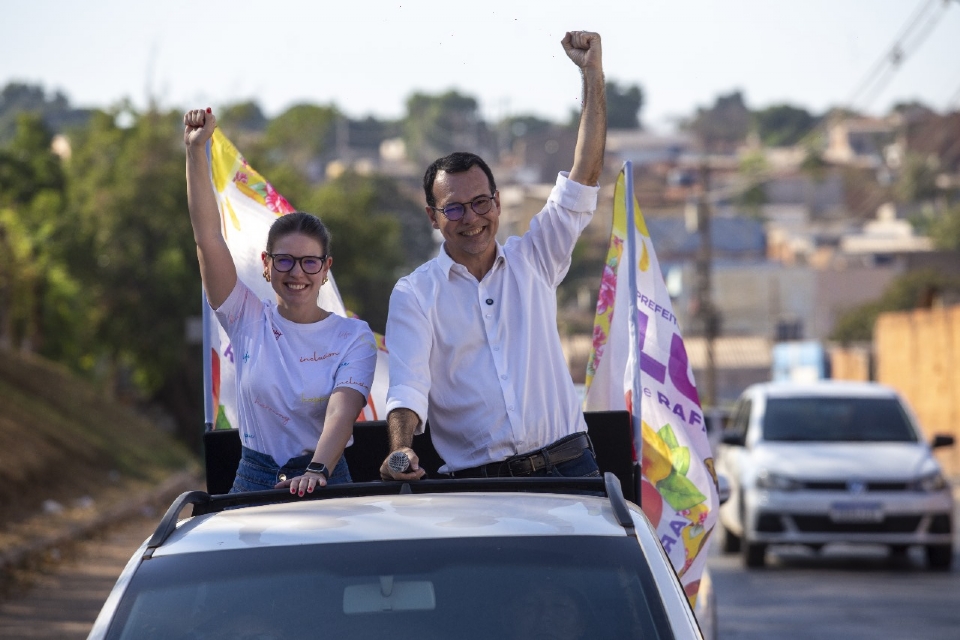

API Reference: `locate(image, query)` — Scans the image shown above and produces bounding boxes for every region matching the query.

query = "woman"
[184,108,376,496]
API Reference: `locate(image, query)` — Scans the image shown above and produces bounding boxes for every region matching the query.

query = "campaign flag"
[583,162,719,604]
[202,129,388,431]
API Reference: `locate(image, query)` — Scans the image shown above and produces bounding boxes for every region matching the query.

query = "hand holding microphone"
[388,450,411,473]
[380,448,426,481]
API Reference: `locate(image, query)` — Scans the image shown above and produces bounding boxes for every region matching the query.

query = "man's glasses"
[268,254,328,274]
[431,192,497,222]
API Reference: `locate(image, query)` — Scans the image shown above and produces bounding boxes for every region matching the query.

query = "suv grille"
[792,515,921,533]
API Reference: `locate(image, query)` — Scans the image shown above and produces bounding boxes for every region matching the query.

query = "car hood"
[751,442,938,480]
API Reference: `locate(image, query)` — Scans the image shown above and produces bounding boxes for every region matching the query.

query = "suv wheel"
[720,523,741,553]
[743,540,766,568]
[926,544,953,571]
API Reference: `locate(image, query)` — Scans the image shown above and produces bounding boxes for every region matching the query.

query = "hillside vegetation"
[0,348,199,528]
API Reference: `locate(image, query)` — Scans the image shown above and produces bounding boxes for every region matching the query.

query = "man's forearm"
[569,66,606,187]
[387,408,420,451]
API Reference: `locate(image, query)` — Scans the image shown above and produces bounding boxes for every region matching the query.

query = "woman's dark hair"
[423,152,497,208]
[266,211,331,255]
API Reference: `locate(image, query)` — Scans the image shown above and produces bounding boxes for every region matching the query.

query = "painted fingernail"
[206,107,212,113]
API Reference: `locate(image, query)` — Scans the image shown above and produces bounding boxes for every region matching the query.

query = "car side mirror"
[720,430,745,447]
[716,473,731,506]
[931,434,955,449]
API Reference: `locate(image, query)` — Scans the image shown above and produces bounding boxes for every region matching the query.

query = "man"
[380,30,606,480]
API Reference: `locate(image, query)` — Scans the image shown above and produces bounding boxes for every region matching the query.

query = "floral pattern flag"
[583,163,718,605]
[203,130,387,431]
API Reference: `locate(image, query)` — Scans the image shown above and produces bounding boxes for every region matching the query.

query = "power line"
[847,0,952,113]
[845,0,937,110]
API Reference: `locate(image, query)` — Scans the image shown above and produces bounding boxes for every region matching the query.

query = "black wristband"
[305,462,330,479]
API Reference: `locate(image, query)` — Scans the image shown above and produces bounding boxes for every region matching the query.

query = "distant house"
[645,214,766,264]
[669,261,901,342]
[824,117,897,168]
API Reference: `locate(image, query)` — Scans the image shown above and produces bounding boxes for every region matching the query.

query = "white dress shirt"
[385,172,599,473]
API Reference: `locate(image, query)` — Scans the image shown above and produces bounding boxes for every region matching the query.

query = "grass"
[0,348,199,529]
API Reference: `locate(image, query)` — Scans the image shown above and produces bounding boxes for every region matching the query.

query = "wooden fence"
[872,306,960,477]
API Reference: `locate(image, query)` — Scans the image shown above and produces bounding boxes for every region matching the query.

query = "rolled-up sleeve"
[520,172,600,287]
[385,281,432,434]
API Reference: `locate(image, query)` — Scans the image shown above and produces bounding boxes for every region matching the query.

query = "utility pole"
[694,158,719,408]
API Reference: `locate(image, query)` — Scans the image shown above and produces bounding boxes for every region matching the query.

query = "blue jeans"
[230,446,352,493]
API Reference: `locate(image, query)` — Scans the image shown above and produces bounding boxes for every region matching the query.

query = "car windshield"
[762,396,918,443]
[106,535,675,640]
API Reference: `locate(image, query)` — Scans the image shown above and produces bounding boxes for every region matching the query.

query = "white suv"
[715,380,955,569]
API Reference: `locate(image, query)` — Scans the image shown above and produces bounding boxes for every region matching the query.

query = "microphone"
[388,451,411,474]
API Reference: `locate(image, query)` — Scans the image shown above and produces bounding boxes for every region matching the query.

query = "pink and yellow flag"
[203,130,388,430]
[584,163,718,604]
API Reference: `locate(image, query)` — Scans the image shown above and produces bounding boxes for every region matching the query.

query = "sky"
[4,0,960,132]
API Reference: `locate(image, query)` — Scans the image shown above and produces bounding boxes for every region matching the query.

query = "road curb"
[0,470,202,579]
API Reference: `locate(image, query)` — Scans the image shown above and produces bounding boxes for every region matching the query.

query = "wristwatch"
[305,462,330,479]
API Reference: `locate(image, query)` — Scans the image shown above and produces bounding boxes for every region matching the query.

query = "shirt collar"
[437,241,507,279]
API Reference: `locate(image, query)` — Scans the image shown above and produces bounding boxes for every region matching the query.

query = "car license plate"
[829,502,883,523]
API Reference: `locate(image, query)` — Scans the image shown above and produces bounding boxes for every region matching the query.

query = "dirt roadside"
[0,514,162,639]
[0,469,203,601]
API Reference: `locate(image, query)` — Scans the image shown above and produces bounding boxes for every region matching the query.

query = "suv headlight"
[909,471,948,492]
[755,470,801,491]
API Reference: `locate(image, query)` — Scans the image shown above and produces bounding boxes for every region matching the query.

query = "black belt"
[449,432,592,478]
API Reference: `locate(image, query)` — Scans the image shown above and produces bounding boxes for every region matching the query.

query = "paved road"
[709,545,960,640]
[0,515,155,639]
[708,486,960,640]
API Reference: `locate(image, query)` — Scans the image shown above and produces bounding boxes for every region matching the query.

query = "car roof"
[142,476,652,559]
[747,380,900,399]
[154,491,645,557]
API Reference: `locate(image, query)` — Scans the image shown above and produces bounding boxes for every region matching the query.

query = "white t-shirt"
[214,279,377,465]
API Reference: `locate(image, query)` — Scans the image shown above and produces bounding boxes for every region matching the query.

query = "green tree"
[737,150,769,216]
[606,81,644,130]
[831,269,960,343]
[402,90,483,165]
[753,104,816,147]
[262,103,339,176]
[895,152,940,205]
[688,91,751,153]
[0,82,91,144]
[219,100,268,134]
[497,114,554,155]
[0,113,71,353]
[216,100,269,152]
[301,172,431,333]
[927,203,960,251]
[63,108,199,407]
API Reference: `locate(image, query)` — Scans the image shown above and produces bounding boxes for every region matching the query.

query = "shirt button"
[501,374,507,380]
[486,298,494,305]
[493,346,500,351]
[485,314,491,318]
[508,405,515,411]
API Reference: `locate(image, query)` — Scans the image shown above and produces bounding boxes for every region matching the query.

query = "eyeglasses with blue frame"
[431,192,498,221]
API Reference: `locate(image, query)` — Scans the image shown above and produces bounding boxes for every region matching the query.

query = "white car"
[89,474,707,639]
[715,380,955,569]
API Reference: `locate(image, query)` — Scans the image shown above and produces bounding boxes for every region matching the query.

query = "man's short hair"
[423,152,497,208]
